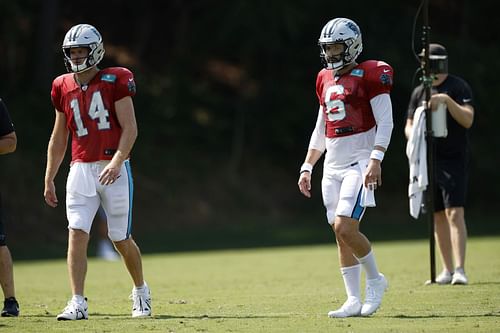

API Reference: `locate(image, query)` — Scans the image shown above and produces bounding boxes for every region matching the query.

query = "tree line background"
[1,0,498,257]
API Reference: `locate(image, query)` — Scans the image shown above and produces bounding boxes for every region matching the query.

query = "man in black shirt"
[405,44,474,285]
[0,98,19,316]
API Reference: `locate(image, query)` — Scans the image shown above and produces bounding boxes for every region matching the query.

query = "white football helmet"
[62,24,105,73]
[318,18,363,70]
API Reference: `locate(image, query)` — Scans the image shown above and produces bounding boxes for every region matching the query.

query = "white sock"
[357,250,380,280]
[71,294,85,304]
[98,239,114,252]
[134,282,147,291]
[340,264,361,299]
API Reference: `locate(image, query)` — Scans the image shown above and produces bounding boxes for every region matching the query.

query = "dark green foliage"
[0,1,498,249]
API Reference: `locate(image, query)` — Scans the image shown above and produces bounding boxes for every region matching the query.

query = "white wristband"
[370,150,385,161]
[300,162,313,174]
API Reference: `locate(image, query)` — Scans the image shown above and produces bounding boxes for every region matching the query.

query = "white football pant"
[321,162,366,224]
[65,160,134,241]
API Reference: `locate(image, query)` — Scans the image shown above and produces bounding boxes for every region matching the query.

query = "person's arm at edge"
[0,132,16,154]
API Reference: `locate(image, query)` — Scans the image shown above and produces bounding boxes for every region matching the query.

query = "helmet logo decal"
[346,21,360,36]
[90,27,101,39]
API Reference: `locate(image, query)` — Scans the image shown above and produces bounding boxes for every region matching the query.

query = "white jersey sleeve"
[370,93,393,150]
[308,106,326,153]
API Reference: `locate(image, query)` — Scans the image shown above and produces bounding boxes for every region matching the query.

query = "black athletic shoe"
[1,297,19,317]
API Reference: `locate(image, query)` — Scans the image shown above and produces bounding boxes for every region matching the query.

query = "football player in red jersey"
[298,18,394,318]
[44,24,151,320]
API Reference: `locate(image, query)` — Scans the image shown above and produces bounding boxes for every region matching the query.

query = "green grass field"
[2,236,500,333]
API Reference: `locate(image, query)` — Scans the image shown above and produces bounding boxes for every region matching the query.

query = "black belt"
[335,126,354,135]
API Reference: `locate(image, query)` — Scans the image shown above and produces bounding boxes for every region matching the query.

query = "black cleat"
[1,297,19,317]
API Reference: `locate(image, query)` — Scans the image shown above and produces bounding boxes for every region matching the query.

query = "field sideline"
[1,237,499,332]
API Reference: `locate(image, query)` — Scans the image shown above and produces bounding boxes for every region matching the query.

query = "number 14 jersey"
[51,67,136,162]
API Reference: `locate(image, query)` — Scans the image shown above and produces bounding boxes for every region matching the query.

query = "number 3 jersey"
[311,60,393,169]
[51,67,136,162]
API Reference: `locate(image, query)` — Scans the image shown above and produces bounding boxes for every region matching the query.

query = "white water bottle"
[432,102,448,138]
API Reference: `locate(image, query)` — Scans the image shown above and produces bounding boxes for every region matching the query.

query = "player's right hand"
[44,181,58,207]
[298,172,312,198]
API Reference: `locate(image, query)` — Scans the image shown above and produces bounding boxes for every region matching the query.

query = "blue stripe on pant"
[351,187,365,220]
[125,160,134,238]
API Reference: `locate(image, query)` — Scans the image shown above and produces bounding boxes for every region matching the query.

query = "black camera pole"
[421,0,437,284]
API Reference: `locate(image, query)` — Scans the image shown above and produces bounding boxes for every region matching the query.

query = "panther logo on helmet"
[62,24,105,73]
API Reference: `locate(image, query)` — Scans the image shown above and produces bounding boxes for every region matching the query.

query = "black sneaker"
[1,297,19,317]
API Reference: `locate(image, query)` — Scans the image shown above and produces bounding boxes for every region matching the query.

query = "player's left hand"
[364,159,382,190]
[99,162,121,185]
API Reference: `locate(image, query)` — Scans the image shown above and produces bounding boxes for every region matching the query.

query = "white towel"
[358,159,376,207]
[406,106,428,219]
[66,162,97,197]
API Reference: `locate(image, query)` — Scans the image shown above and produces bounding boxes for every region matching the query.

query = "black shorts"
[0,193,6,246]
[434,159,468,211]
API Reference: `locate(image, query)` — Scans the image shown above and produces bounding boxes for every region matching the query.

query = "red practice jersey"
[51,67,136,162]
[315,60,393,138]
